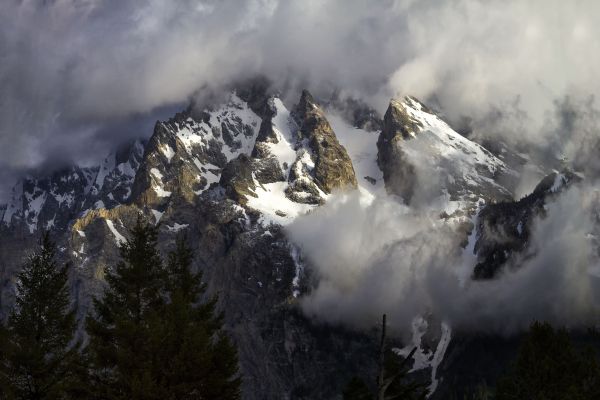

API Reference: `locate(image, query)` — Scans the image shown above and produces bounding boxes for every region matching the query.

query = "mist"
[287,185,600,336]
[2,0,600,201]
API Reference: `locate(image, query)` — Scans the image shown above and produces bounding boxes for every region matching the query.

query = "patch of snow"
[231,204,251,228]
[106,219,126,245]
[150,168,164,180]
[24,188,47,233]
[94,153,116,191]
[53,192,75,208]
[428,323,452,397]
[192,159,221,194]
[94,200,105,209]
[154,186,172,198]
[160,144,175,162]
[150,168,171,198]
[393,318,452,398]
[266,98,297,171]
[151,209,164,224]
[166,223,189,232]
[396,316,432,372]
[77,230,86,237]
[326,112,384,197]
[246,181,317,226]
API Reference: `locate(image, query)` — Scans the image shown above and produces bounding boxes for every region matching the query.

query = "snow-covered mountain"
[0,82,571,399]
[1,140,144,234]
[377,96,517,218]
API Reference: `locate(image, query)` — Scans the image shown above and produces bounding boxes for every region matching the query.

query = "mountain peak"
[294,89,319,120]
[384,96,429,140]
[378,95,515,209]
[292,91,357,193]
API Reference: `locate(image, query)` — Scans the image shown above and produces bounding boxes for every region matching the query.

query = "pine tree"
[0,233,81,400]
[85,219,167,399]
[85,220,241,399]
[154,236,241,400]
[496,321,600,400]
[342,377,372,400]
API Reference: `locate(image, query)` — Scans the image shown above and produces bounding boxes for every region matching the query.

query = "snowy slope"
[246,97,323,225]
[141,91,264,204]
[1,141,144,233]
[326,112,384,200]
[381,97,516,221]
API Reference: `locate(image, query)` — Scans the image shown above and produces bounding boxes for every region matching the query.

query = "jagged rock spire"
[292,90,357,193]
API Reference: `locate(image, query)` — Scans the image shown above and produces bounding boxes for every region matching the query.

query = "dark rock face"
[325,94,383,132]
[431,334,521,400]
[219,154,258,205]
[472,170,581,279]
[187,213,378,400]
[293,90,358,193]
[377,99,419,202]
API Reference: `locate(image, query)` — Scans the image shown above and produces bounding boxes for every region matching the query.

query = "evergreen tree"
[0,233,81,400]
[342,377,372,400]
[85,219,167,399]
[85,220,241,400]
[154,236,241,400]
[496,321,600,400]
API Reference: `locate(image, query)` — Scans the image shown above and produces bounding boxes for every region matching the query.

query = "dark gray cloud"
[1,0,599,203]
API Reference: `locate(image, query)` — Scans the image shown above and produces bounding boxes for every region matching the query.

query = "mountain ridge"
[0,84,572,399]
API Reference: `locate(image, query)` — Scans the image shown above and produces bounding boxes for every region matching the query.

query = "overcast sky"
[1,0,599,201]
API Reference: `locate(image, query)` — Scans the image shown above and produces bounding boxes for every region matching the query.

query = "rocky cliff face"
[471,170,581,279]
[377,98,422,203]
[0,85,576,399]
[293,90,357,194]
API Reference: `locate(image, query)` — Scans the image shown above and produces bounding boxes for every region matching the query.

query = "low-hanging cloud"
[2,0,600,200]
[287,187,600,336]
